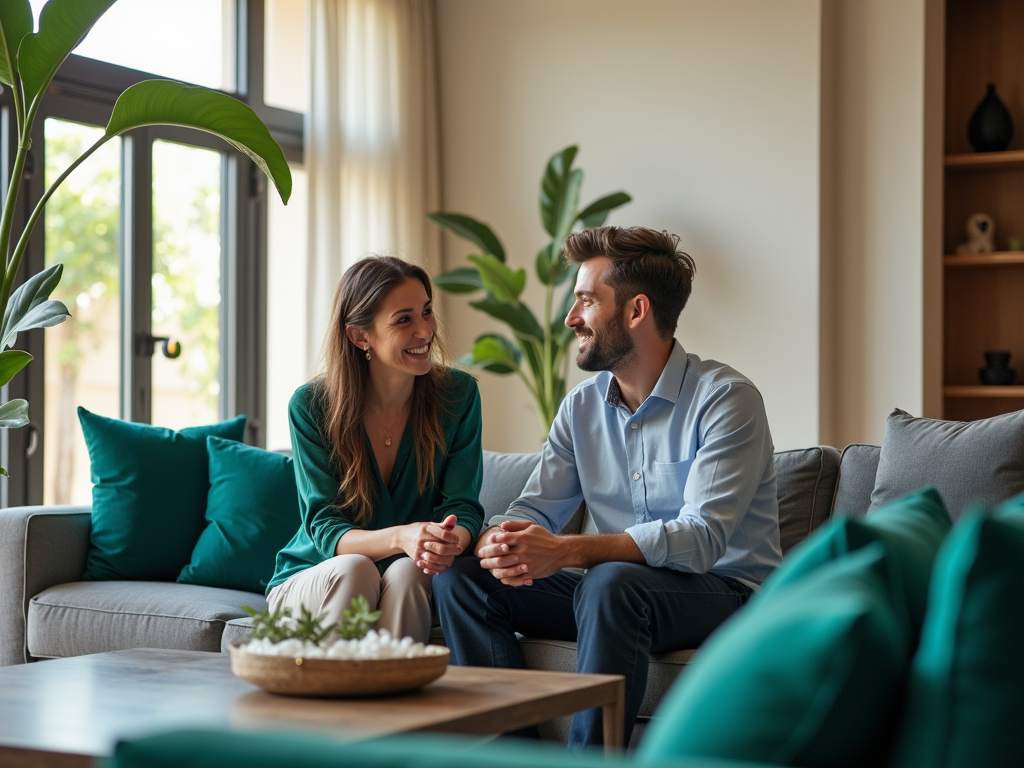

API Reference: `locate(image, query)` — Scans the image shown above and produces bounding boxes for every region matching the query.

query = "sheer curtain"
[305,0,441,372]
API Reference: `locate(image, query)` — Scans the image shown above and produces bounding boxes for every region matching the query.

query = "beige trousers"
[266,555,433,643]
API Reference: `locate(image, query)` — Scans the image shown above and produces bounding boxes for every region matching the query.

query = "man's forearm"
[560,532,645,569]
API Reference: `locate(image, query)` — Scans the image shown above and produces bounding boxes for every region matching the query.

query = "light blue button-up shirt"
[491,342,782,590]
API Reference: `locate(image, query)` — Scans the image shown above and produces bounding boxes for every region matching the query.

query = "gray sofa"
[0,444,880,743]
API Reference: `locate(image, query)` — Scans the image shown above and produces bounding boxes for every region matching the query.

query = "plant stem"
[541,277,554,427]
[0,109,32,320]
[2,134,113,312]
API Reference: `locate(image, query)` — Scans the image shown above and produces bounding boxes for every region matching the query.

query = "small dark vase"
[968,84,1014,152]
[980,350,1016,385]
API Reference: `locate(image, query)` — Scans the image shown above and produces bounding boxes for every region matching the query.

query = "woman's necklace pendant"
[385,437,392,446]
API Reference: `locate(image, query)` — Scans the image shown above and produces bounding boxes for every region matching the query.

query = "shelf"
[944,251,1024,266]
[944,386,1024,398]
[945,150,1024,171]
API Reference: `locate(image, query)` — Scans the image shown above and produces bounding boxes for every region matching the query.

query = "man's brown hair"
[563,226,696,338]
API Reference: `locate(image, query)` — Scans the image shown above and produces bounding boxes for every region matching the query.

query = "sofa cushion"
[638,545,909,767]
[833,443,880,516]
[481,451,540,520]
[759,487,951,636]
[889,505,1024,768]
[178,437,300,594]
[869,408,1024,520]
[221,617,257,651]
[774,446,841,555]
[79,408,247,581]
[26,581,265,658]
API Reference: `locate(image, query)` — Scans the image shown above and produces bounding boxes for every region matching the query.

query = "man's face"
[565,257,635,372]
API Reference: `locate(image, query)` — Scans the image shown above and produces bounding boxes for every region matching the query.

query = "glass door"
[150,140,224,431]
[40,123,227,505]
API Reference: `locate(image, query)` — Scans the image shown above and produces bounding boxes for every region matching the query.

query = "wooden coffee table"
[0,648,624,766]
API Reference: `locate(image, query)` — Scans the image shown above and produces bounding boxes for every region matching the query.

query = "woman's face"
[361,277,437,378]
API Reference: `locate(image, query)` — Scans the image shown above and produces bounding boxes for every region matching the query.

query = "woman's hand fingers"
[421,539,461,556]
[424,522,460,544]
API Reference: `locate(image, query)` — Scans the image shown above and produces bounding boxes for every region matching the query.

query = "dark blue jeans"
[433,556,752,750]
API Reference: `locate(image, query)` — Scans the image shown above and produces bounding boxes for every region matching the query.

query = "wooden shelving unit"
[945,149,1024,171]
[944,386,1024,398]
[942,0,1024,422]
[944,251,1024,267]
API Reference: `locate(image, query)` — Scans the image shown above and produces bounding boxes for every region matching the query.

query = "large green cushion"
[889,504,1024,768]
[759,487,950,635]
[105,729,778,768]
[178,437,300,593]
[638,545,909,767]
[80,408,246,581]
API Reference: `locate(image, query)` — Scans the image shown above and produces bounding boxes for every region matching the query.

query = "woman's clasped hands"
[399,514,463,575]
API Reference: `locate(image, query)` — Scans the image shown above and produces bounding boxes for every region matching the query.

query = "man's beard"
[576,316,635,372]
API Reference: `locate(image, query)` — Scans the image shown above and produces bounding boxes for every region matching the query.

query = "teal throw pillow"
[759,487,951,635]
[178,437,300,593]
[638,545,909,767]
[79,407,246,581]
[889,504,1024,768]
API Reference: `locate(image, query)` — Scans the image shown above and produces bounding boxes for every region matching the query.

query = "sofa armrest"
[0,505,91,665]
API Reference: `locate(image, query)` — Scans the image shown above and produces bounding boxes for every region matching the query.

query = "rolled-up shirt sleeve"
[625,381,774,572]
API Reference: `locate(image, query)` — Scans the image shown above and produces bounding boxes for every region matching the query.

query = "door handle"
[25,422,38,458]
[135,334,181,359]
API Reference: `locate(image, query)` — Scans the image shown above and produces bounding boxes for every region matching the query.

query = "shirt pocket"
[646,459,694,518]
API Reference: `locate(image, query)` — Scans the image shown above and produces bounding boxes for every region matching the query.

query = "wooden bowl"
[227,642,450,698]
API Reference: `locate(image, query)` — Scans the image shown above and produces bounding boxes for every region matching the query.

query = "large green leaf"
[427,213,506,262]
[0,397,28,429]
[534,243,556,285]
[470,296,544,341]
[1,262,69,349]
[539,145,578,237]
[554,168,583,243]
[578,192,632,229]
[461,334,521,374]
[18,0,117,105]
[0,0,31,87]
[468,255,525,305]
[0,348,31,387]
[105,80,292,204]
[433,267,483,294]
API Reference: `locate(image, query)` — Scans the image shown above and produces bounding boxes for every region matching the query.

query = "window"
[2,0,305,508]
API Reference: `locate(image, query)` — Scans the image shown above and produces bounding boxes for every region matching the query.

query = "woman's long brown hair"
[317,255,451,526]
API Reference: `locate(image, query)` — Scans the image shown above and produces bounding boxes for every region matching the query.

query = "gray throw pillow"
[868,408,1024,520]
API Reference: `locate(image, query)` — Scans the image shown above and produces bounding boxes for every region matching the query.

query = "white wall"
[819,0,938,446]
[435,0,823,453]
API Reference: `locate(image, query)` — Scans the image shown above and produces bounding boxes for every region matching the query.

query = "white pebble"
[242,633,448,660]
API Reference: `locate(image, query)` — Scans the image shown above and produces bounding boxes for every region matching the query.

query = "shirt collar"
[604,340,689,408]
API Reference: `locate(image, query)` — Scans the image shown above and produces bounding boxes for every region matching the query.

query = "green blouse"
[267,369,484,593]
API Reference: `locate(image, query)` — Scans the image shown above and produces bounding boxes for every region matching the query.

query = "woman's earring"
[365,348,371,361]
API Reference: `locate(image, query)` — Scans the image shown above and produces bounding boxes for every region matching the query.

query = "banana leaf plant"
[429,146,629,435]
[0,0,292,475]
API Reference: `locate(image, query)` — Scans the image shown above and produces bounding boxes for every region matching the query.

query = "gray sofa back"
[833,444,881,517]
[483,446,876,556]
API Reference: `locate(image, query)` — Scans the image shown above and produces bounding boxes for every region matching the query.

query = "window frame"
[0,0,303,507]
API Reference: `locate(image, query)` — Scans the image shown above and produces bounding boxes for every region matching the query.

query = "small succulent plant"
[242,596,382,645]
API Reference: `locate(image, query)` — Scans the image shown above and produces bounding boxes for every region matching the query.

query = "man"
[433,226,782,750]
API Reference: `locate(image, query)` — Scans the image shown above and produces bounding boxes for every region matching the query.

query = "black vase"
[968,84,1014,152]
[980,350,1016,385]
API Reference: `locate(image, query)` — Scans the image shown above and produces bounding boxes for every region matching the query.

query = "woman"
[266,255,484,643]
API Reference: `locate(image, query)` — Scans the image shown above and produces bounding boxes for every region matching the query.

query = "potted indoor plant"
[429,145,629,434]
